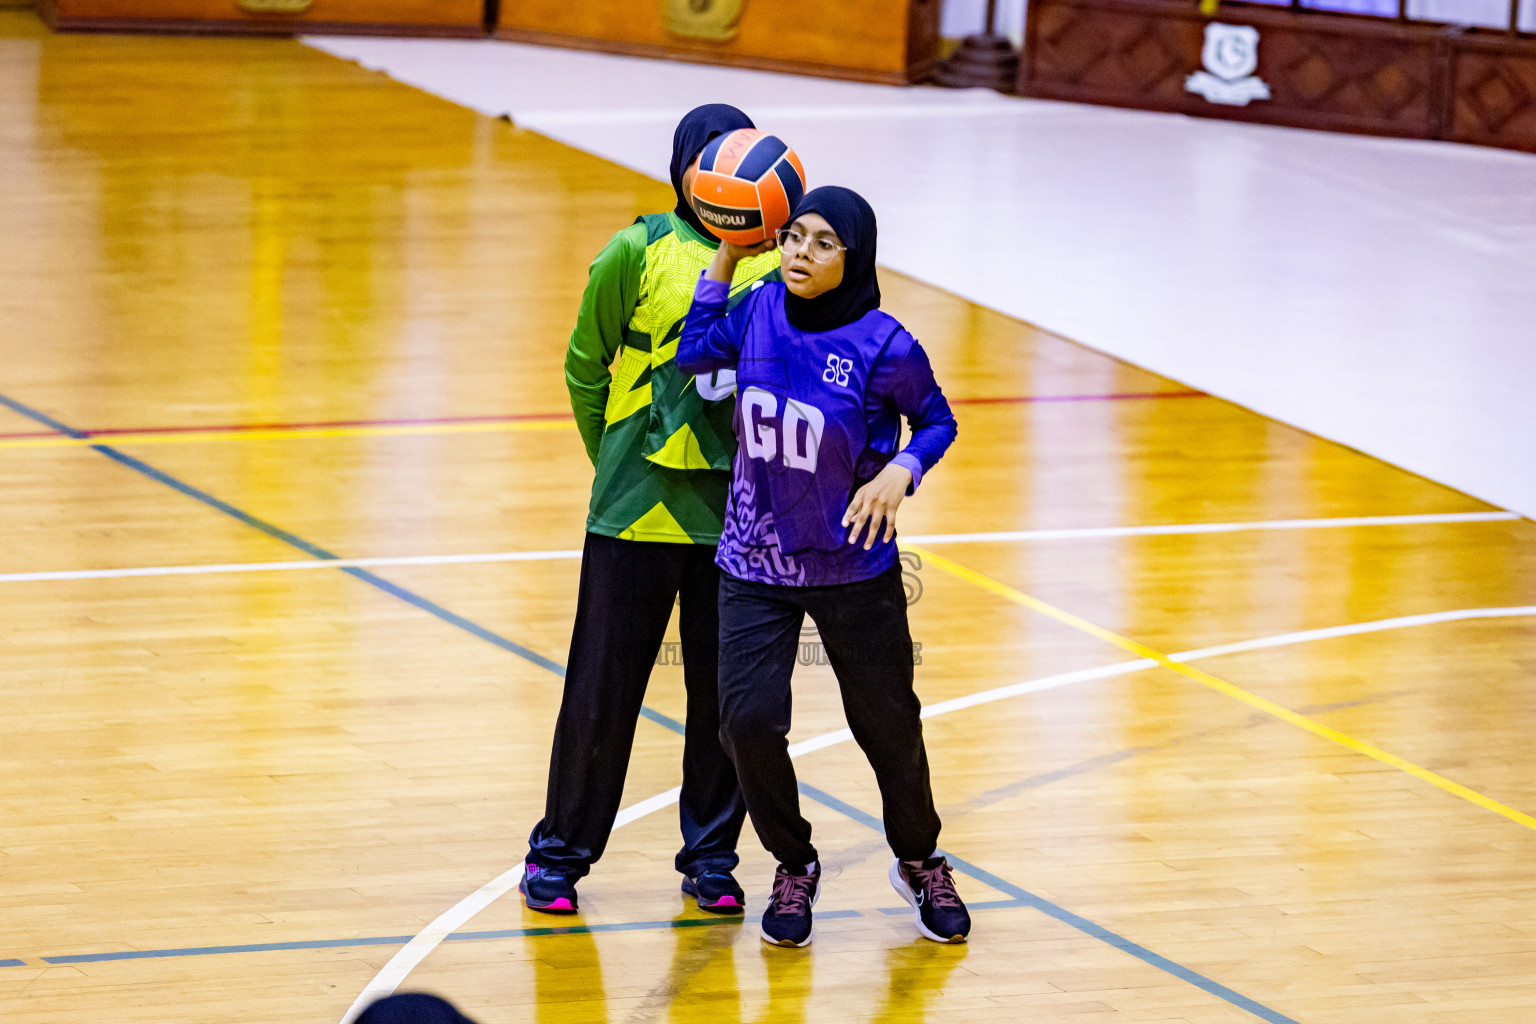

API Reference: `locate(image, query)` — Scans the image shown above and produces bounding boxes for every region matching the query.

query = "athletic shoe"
[889,856,970,943]
[760,861,820,947]
[682,870,746,914]
[519,862,579,914]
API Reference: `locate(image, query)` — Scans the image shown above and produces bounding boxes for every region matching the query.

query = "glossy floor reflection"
[1,10,1534,1024]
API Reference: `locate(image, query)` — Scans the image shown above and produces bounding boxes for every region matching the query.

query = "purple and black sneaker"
[889,855,970,943]
[760,861,821,947]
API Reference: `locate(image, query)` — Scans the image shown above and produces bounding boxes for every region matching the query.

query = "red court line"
[0,392,1207,440]
[0,412,573,441]
[950,390,1207,406]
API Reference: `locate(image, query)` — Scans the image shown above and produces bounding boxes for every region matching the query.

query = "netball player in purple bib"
[677,186,970,947]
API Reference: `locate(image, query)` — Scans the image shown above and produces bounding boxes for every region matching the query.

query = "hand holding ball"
[689,129,807,245]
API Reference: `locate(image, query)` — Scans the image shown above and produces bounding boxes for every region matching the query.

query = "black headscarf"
[782,186,881,333]
[356,993,478,1024]
[671,104,755,241]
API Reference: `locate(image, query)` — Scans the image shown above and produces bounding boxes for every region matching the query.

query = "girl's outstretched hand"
[843,462,913,550]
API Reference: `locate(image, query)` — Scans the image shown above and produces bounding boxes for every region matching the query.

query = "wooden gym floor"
[1,11,1534,1024]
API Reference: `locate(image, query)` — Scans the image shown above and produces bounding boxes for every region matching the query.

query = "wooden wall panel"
[1022,0,1444,139]
[1445,31,1536,153]
[1020,0,1536,154]
[43,0,484,36]
[496,0,942,83]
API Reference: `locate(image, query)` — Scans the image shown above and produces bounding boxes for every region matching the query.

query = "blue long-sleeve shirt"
[678,277,957,587]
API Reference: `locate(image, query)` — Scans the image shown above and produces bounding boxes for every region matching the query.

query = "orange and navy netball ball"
[690,129,807,245]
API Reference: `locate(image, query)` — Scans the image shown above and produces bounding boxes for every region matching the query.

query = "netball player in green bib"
[521,105,781,915]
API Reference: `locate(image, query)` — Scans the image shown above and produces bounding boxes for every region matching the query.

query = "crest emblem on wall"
[1186,23,1271,107]
[662,0,748,42]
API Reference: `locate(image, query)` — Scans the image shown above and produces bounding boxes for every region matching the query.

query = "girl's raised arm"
[677,238,775,375]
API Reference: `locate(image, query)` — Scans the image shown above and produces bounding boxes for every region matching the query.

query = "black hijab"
[670,104,755,241]
[356,993,478,1024]
[782,186,881,333]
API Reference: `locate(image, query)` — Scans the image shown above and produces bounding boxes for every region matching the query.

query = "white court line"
[0,549,586,584]
[907,510,1521,545]
[339,605,1536,1020]
[518,100,1043,128]
[2,512,1518,585]
[340,785,683,1023]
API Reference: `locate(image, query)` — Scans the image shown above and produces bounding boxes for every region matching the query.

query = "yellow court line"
[903,542,1536,833]
[0,420,574,450]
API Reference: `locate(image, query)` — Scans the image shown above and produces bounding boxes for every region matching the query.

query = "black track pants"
[716,561,941,867]
[527,532,745,879]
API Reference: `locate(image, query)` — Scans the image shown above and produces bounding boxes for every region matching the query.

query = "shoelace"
[770,870,814,914]
[909,862,962,909]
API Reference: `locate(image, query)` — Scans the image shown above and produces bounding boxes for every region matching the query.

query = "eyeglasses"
[775,227,847,263]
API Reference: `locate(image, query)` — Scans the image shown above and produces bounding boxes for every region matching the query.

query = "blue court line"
[879,899,1028,914]
[44,935,419,965]
[640,706,686,734]
[445,908,864,942]
[0,958,25,968]
[797,783,1301,1024]
[30,908,867,966]
[0,390,561,676]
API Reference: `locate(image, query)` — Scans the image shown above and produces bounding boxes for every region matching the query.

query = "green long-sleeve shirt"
[565,211,779,544]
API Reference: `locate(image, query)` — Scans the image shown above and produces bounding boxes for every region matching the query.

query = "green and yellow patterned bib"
[586,213,778,544]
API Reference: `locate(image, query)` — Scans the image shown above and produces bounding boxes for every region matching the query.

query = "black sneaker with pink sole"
[519,861,579,914]
[682,870,746,914]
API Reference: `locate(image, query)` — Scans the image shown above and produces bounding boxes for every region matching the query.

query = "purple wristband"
[694,274,730,303]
